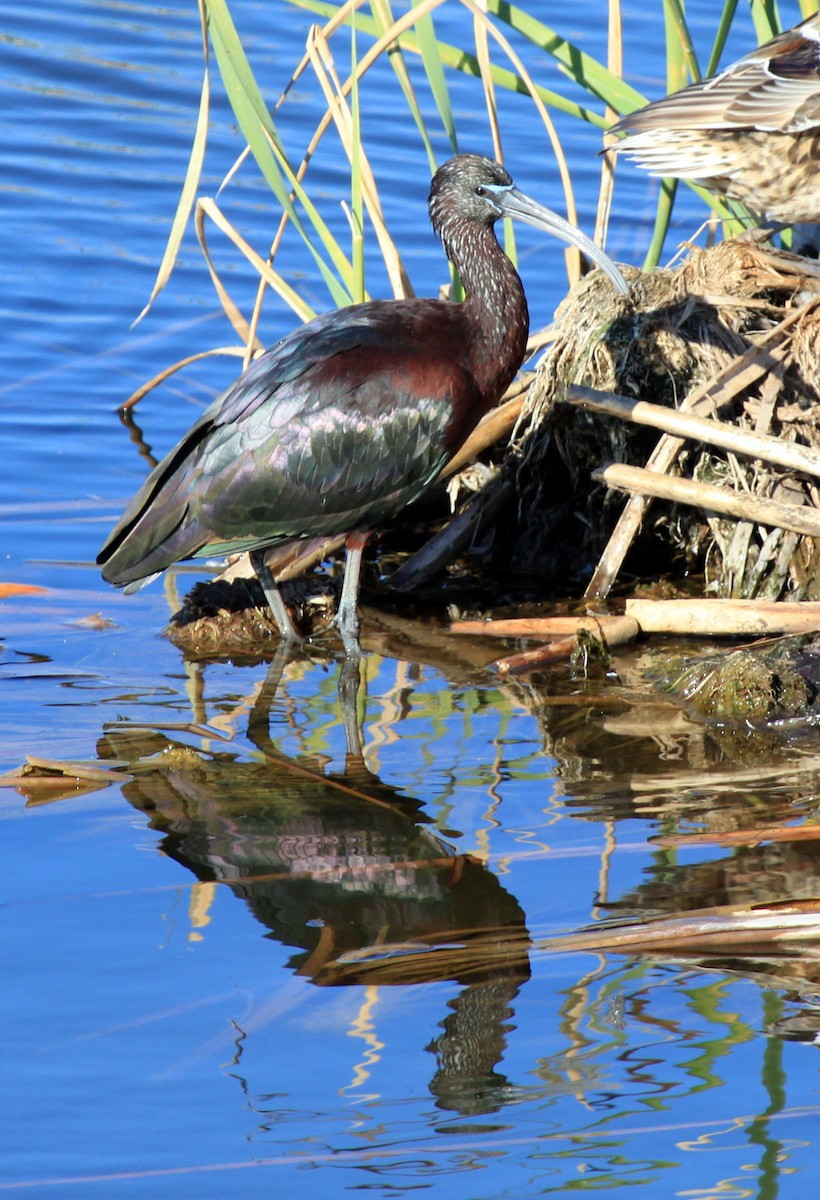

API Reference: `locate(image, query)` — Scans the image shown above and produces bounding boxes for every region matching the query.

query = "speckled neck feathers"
[429,167,529,406]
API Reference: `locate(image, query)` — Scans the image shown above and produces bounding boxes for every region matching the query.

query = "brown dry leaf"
[0,583,48,598]
[0,757,131,806]
[67,613,118,630]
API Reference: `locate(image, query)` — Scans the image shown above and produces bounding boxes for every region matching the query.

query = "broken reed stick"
[467,593,820,677]
[443,390,528,478]
[388,387,530,589]
[493,635,580,675]
[625,597,820,635]
[462,600,820,673]
[566,386,820,479]
[219,535,346,586]
[544,899,820,954]
[594,462,820,538]
[388,392,527,589]
[389,478,514,591]
[654,822,820,848]
[582,306,808,600]
[488,615,640,675]
[451,614,639,639]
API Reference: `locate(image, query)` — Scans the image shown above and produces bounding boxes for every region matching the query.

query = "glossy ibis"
[609,12,820,226]
[98,154,628,653]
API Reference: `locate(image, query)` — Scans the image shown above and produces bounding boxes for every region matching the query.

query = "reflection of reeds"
[314,921,532,986]
[313,900,820,991]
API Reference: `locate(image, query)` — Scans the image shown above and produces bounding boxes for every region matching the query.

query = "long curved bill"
[498,185,629,295]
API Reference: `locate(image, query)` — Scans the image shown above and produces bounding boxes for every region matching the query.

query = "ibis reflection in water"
[609,12,820,227]
[100,657,532,1117]
[98,154,628,654]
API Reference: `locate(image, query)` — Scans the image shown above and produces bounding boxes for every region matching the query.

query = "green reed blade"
[370,0,439,174]
[705,0,740,76]
[480,0,646,115]
[206,0,355,307]
[284,0,613,125]
[414,2,458,151]
[350,18,365,303]
[750,0,782,41]
[135,2,212,323]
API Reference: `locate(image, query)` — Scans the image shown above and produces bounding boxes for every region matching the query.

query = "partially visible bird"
[98,154,628,653]
[609,12,820,226]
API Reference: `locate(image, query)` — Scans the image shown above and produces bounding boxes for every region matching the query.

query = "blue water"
[3,0,820,1195]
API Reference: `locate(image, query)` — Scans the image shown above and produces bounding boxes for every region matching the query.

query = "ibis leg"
[246,645,290,750]
[249,549,302,644]
[335,533,367,656]
[338,653,363,758]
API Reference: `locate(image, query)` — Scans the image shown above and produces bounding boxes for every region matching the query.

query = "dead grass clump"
[511,240,820,599]
[166,575,336,658]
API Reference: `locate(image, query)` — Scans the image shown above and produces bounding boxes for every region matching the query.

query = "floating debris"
[659,639,816,723]
[67,612,118,630]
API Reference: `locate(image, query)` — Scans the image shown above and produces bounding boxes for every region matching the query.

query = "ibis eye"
[475,184,487,197]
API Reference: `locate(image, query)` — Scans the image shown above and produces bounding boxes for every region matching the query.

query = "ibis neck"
[445,220,530,403]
